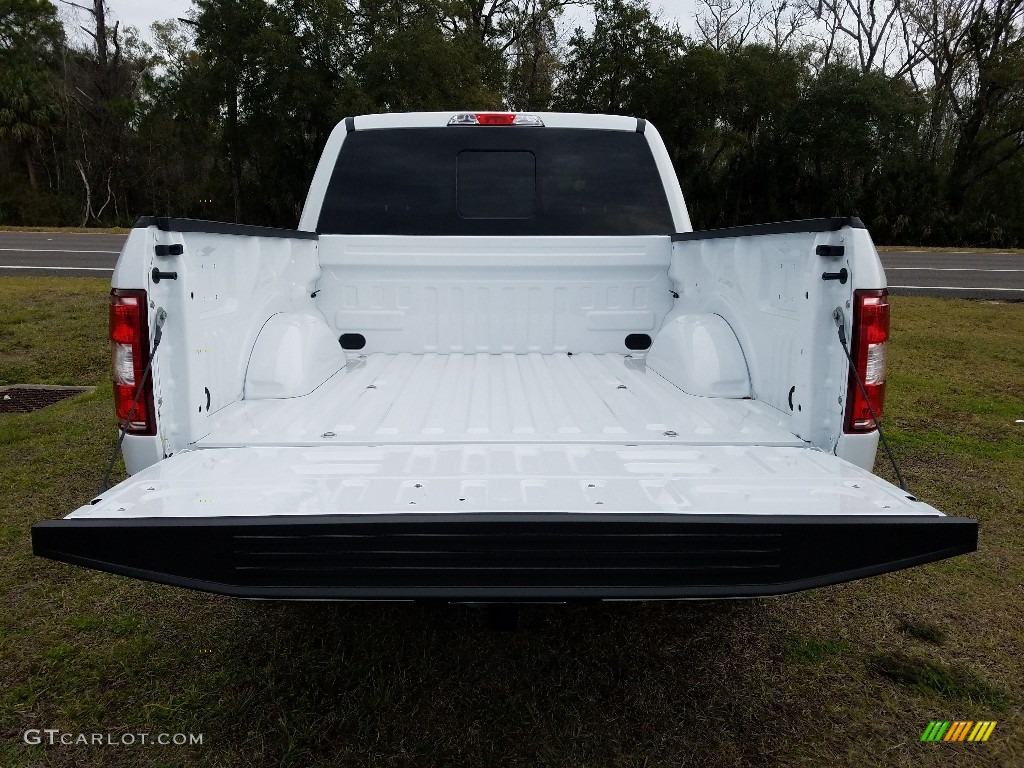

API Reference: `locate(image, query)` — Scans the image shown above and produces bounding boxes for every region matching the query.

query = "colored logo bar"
[921,721,997,742]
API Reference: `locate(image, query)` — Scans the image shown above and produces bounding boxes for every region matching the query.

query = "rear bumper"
[31,513,977,601]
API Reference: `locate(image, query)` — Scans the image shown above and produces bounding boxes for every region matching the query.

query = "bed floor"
[199,352,803,448]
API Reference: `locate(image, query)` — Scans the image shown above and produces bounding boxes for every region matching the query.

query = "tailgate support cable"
[97,309,166,495]
[834,309,908,492]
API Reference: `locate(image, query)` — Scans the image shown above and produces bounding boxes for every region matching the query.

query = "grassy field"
[0,277,1021,767]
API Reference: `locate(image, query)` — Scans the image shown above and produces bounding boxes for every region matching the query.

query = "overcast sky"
[109,0,193,30]
[73,0,699,39]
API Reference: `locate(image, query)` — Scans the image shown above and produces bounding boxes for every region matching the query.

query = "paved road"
[1,232,1022,300]
[0,232,125,276]
[879,250,1024,301]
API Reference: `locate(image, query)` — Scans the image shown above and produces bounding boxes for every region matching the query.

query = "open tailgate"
[32,444,977,600]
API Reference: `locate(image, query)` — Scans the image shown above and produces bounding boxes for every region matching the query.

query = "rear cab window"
[317,127,674,236]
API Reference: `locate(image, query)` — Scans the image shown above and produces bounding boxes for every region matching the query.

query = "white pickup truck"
[33,112,976,601]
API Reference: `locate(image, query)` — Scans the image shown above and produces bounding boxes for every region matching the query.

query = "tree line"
[1,0,1022,245]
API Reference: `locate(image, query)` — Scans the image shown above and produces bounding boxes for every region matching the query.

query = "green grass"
[869,653,1008,709]
[783,637,855,662]
[0,278,111,386]
[1,280,1021,767]
[898,617,948,646]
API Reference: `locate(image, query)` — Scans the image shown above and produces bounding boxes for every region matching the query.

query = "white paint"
[647,314,750,398]
[117,225,321,473]
[645,121,692,232]
[111,125,895,525]
[667,224,882,461]
[315,235,673,354]
[834,431,880,470]
[297,119,347,232]
[244,313,346,400]
[354,112,639,131]
[202,351,797,448]
[68,443,938,520]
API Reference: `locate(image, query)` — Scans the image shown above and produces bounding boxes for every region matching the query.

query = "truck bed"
[200,352,803,448]
[30,119,979,602]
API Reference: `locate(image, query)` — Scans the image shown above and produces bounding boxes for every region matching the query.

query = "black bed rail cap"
[672,216,866,242]
[134,216,318,241]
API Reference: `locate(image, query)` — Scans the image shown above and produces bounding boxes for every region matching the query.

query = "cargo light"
[110,289,155,435]
[844,289,889,432]
[448,113,544,126]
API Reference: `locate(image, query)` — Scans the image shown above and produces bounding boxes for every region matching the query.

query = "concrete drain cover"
[0,385,93,414]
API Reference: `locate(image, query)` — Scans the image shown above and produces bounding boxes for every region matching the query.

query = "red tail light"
[448,113,544,126]
[844,289,889,432]
[477,113,516,125]
[110,289,155,435]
